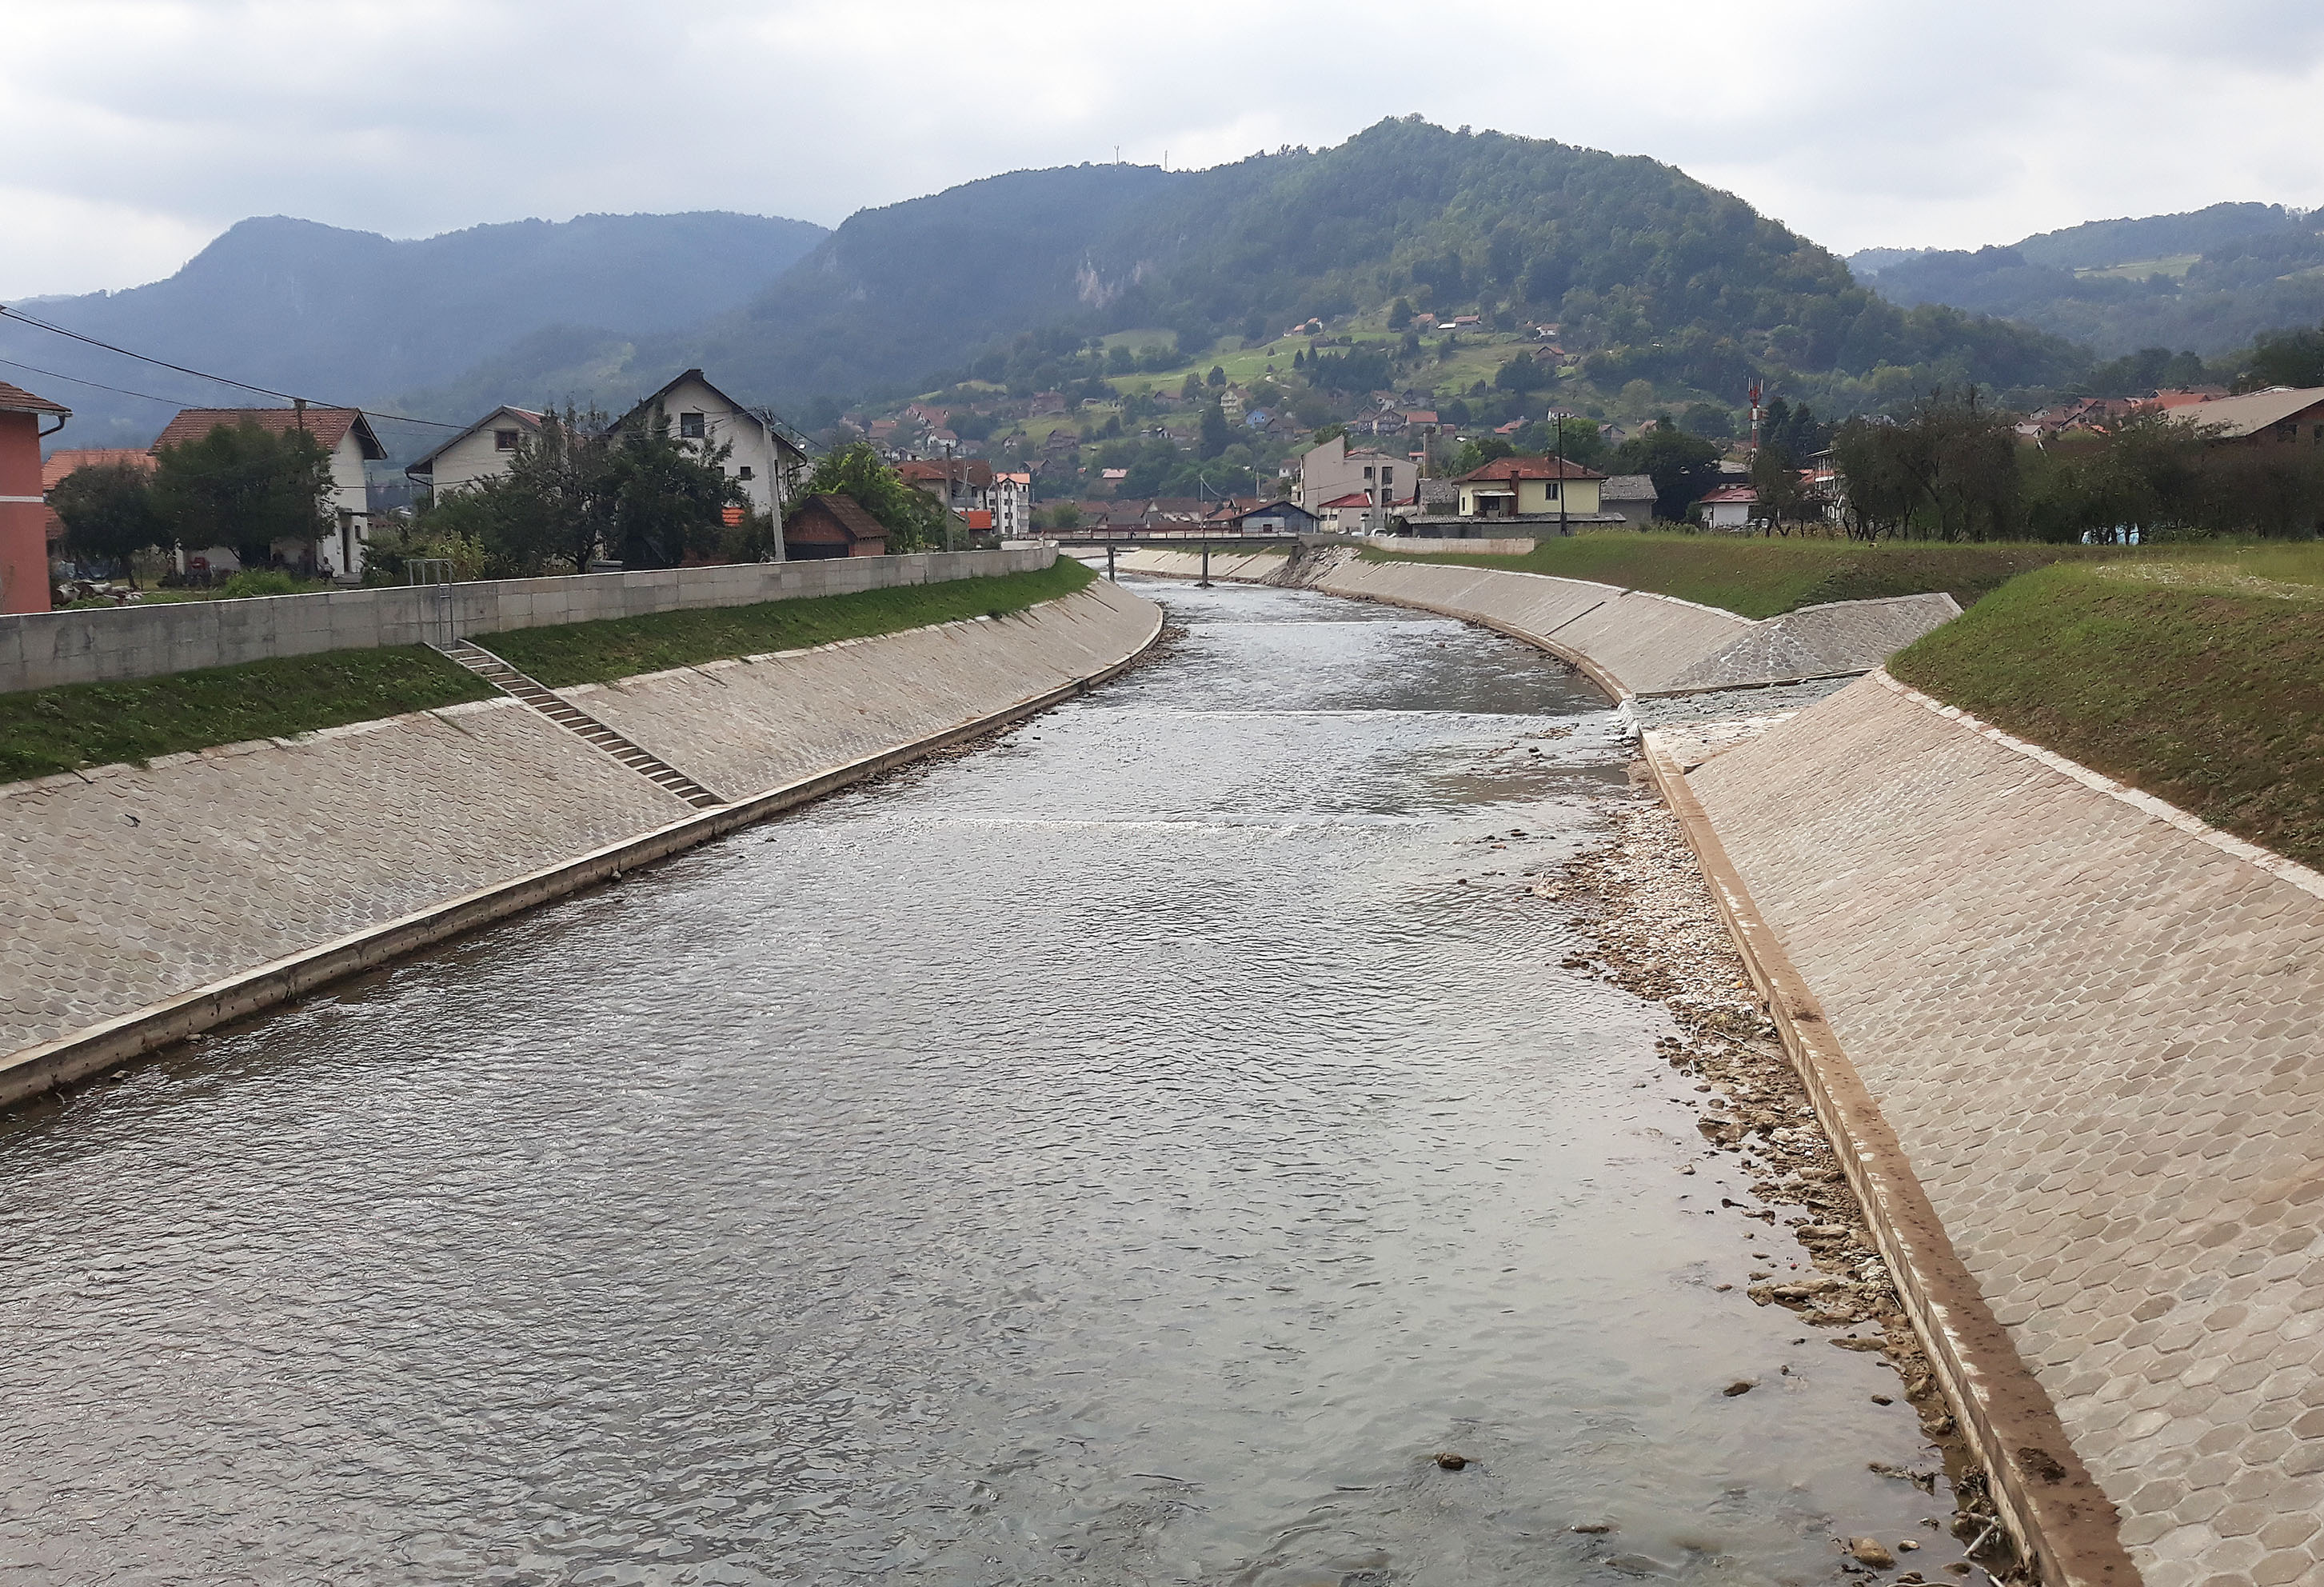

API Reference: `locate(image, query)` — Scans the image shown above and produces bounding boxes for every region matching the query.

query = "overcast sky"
[4,0,2322,300]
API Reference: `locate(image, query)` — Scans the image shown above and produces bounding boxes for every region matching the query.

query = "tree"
[415,404,615,576]
[1748,442,1816,534]
[2242,322,2324,392]
[1493,354,1551,393]
[1613,422,1723,521]
[1387,297,1414,331]
[1180,371,1204,401]
[47,462,163,581]
[1199,399,1232,460]
[1207,365,1228,388]
[150,420,333,568]
[803,442,947,551]
[602,405,749,568]
[1679,402,1735,442]
[1450,437,1516,474]
[1828,391,2019,541]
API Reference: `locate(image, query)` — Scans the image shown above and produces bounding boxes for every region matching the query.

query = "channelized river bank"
[0,580,1975,1584]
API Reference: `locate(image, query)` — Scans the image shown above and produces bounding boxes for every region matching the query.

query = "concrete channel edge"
[1640,734,2139,1587]
[0,595,1165,1112]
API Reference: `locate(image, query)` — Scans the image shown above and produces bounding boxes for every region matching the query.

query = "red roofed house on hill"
[150,406,386,581]
[1,382,71,614]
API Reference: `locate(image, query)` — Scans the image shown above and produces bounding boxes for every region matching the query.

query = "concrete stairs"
[433,641,727,810]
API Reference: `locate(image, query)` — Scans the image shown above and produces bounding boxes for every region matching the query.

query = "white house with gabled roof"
[615,369,809,529]
[404,405,543,498]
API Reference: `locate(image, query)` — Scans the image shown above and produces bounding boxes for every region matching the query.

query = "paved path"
[1689,674,2324,1587]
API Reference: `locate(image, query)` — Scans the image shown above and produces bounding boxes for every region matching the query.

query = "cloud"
[2,0,2322,297]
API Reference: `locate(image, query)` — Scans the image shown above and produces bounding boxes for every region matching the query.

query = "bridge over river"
[0,579,1975,1583]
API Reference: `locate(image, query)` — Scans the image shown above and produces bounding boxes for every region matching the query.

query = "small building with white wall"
[403,406,542,498]
[150,406,387,581]
[615,370,809,529]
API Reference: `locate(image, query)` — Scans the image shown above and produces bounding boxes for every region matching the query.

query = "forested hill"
[4,211,827,448]
[1851,202,2324,356]
[418,117,2083,421]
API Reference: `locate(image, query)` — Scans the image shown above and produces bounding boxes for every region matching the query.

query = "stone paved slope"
[1,586,1160,1069]
[1657,593,1961,694]
[0,700,691,1057]
[569,582,1156,799]
[1688,674,2324,1587]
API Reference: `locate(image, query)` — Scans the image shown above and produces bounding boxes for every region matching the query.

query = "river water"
[0,580,1959,1585]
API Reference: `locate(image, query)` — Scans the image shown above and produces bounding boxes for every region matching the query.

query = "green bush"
[218,569,304,598]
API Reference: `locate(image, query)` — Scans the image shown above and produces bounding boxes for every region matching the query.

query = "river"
[0,578,1960,1585]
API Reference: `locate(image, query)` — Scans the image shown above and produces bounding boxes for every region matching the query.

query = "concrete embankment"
[1113,547,1954,696]
[0,579,1160,1105]
[1677,675,2324,1587]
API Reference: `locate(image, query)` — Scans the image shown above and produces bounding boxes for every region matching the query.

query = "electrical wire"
[0,303,461,428]
[0,354,186,407]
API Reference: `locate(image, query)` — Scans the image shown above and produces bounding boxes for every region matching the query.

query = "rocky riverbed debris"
[1546,792,2028,1584]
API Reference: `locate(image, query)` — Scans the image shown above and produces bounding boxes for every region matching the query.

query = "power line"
[0,354,186,407]
[0,303,461,428]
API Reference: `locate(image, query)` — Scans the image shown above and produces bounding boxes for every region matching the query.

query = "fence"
[0,548,1056,694]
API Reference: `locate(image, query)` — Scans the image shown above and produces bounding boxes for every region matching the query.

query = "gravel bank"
[1550,786,2029,1585]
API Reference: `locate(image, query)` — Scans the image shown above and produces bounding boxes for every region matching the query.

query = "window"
[1382,466,1395,486]
[737,466,753,481]
[493,429,520,451]
[1362,466,1375,480]
[680,412,706,439]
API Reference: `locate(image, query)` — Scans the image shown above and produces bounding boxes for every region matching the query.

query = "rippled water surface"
[0,581,1959,1584]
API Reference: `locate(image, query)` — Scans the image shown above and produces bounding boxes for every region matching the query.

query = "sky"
[4,0,2323,300]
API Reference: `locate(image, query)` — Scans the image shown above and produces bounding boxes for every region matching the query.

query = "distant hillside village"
[17,326,2324,612]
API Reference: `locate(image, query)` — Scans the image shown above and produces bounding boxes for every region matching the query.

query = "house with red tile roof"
[38,448,156,562]
[781,493,888,560]
[1452,455,1607,518]
[1,382,70,613]
[151,406,385,580]
[1696,483,1757,530]
[1315,490,1384,533]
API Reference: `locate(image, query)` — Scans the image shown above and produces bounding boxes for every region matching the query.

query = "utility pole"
[942,439,960,552]
[1556,411,1569,538]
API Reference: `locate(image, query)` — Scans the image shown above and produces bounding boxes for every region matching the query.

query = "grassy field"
[1365,531,2106,618]
[1890,555,2324,867]
[484,558,1097,687]
[0,646,494,785]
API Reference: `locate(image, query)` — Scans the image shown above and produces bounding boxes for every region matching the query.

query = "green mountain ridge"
[1851,202,2324,358]
[409,118,2086,425]
[5,211,829,450]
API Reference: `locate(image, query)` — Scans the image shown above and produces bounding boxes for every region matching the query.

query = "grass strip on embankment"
[1365,533,2093,618]
[483,559,1097,687]
[0,646,496,786]
[1889,557,2324,868]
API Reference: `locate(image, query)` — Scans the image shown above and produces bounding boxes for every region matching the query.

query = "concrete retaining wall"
[0,579,1160,1103]
[1685,674,2324,1587]
[0,547,1054,694]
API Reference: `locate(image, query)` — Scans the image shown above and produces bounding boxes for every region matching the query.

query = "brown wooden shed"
[783,493,889,559]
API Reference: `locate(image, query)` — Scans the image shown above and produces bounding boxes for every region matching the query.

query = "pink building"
[1,382,71,614]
